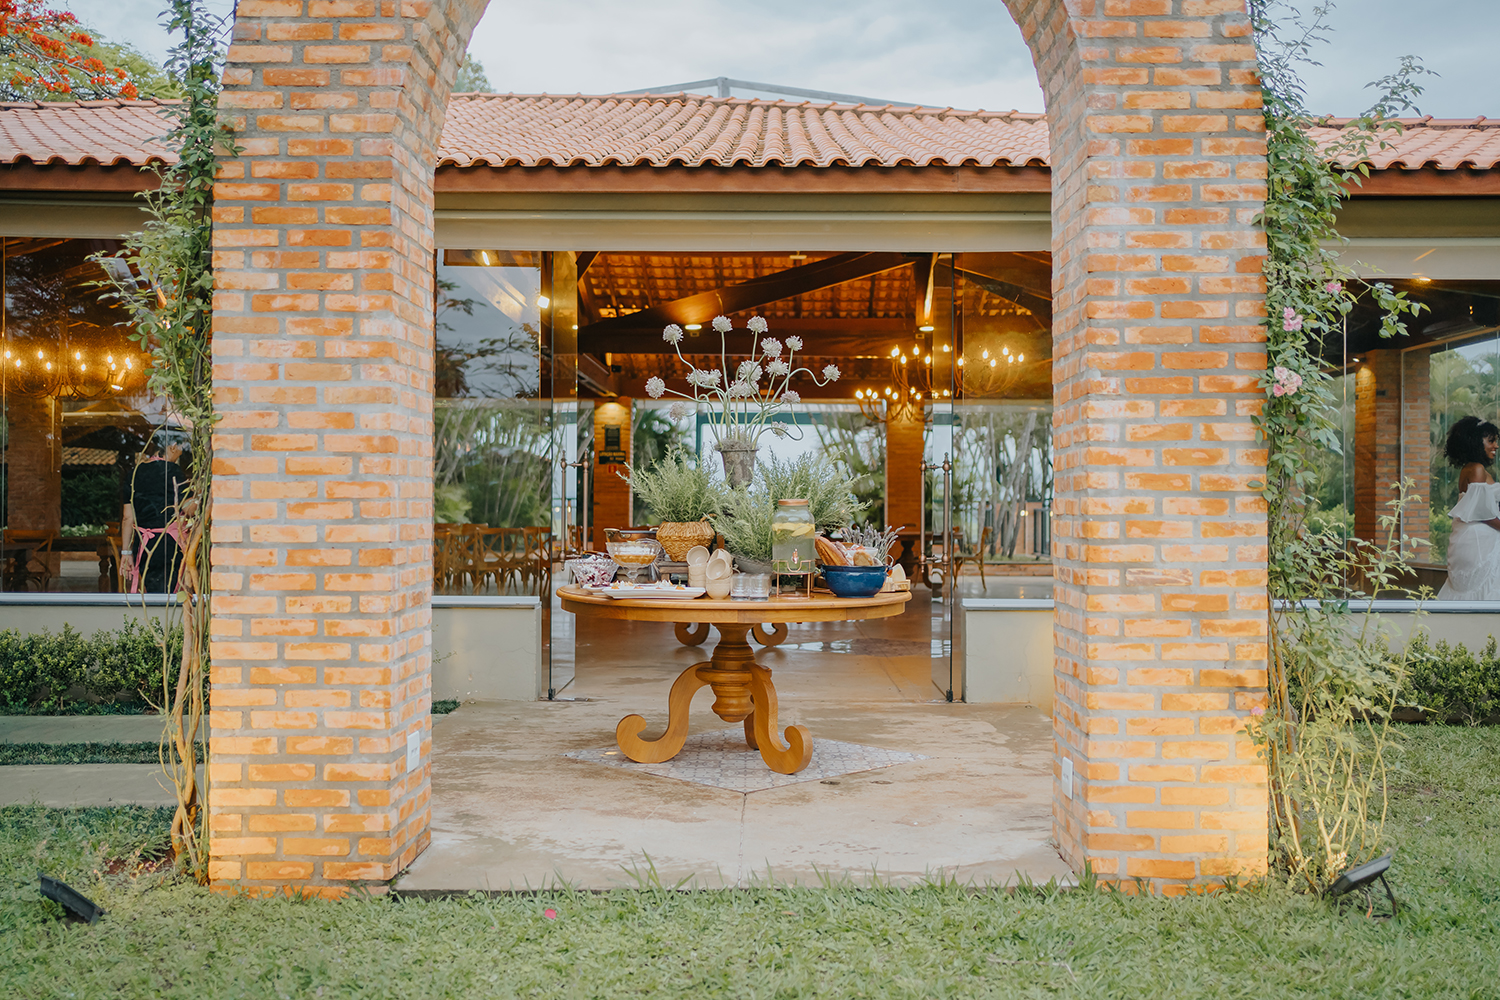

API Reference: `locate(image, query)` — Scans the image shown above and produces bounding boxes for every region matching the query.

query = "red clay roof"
[439,94,1050,168]
[2,95,1498,175]
[1308,117,1500,171]
[0,99,175,166]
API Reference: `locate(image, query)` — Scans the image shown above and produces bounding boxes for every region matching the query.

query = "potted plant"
[712,454,869,573]
[644,315,843,487]
[620,449,725,561]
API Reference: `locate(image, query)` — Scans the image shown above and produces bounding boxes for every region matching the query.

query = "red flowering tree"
[0,0,138,101]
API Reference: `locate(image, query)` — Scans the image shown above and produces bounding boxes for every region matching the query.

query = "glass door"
[944,252,1056,699]
[924,256,958,700]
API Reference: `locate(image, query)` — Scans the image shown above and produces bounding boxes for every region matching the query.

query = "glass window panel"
[433,249,550,597]
[2,237,171,593]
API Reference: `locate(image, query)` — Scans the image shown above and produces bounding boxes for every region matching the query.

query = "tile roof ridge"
[1314,114,1500,129]
[0,97,180,110]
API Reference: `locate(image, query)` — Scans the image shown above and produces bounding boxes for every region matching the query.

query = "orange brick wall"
[210,0,487,896]
[211,0,1270,893]
[1009,0,1270,890]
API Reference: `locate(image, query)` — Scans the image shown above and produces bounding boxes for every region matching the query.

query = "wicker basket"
[655,519,716,561]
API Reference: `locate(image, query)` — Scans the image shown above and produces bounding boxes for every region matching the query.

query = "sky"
[71,0,1497,117]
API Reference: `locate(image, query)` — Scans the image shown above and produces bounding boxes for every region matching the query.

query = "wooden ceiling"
[578,250,1054,400]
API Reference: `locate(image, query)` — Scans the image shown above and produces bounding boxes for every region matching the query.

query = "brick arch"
[211,0,1267,895]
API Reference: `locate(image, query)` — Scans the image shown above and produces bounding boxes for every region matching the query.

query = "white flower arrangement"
[649,314,839,450]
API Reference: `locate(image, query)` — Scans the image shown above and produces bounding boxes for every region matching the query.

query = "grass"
[0,742,206,766]
[0,727,1496,998]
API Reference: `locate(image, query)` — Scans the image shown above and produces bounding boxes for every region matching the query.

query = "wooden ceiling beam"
[580,251,913,340]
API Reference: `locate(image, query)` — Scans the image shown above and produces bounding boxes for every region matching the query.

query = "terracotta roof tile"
[2,96,1498,175]
[0,99,176,166]
[437,94,1050,168]
[1308,117,1500,171]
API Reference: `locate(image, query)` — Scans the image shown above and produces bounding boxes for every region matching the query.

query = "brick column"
[5,395,62,582]
[1353,349,1428,555]
[5,395,60,534]
[1008,0,1270,889]
[592,398,631,543]
[210,0,486,896]
[1401,350,1430,557]
[1353,350,1399,543]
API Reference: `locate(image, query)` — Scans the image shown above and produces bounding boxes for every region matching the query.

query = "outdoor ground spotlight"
[38,873,105,924]
[1324,854,1398,918]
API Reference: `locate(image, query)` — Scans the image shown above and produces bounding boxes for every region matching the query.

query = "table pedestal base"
[616,623,812,774]
[675,621,787,648]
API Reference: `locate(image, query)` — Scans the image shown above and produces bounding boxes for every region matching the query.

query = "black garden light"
[1324,854,1399,918]
[38,873,105,924]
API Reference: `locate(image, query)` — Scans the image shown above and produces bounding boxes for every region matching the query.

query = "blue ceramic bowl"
[820,564,888,598]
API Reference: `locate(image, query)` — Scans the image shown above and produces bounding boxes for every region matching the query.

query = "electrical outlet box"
[406,729,421,774]
[1060,756,1073,799]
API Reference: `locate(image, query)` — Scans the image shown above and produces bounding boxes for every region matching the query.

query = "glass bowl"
[605,538,661,585]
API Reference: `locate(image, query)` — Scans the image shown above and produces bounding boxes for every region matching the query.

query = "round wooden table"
[558,586,912,774]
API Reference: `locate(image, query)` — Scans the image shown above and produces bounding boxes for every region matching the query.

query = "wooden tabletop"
[558,585,911,624]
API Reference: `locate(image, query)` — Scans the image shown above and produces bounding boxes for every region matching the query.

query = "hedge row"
[1400,633,1500,725]
[0,619,184,715]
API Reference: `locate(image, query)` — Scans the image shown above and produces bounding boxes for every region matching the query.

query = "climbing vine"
[96,0,234,882]
[1251,0,1431,889]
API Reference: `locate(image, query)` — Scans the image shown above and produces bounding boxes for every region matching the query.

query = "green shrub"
[1401,632,1500,726]
[0,618,186,715]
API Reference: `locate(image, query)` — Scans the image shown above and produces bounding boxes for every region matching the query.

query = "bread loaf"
[814,534,848,566]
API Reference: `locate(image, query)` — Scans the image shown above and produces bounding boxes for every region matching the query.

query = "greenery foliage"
[60,468,120,526]
[621,450,725,524]
[0,0,142,100]
[713,454,867,562]
[92,0,230,880]
[2,729,1498,997]
[1251,0,1432,889]
[433,402,550,527]
[755,453,868,533]
[0,619,185,714]
[0,741,205,766]
[1400,633,1500,726]
[454,52,490,92]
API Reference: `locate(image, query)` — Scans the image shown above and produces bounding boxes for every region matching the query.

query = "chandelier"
[852,340,1032,422]
[0,335,151,400]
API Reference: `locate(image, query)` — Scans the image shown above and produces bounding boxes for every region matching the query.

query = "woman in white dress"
[1438,415,1500,600]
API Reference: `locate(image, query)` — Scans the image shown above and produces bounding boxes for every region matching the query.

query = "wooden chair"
[950,525,993,592]
[473,527,512,593]
[521,526,552,593]
[2,528,56,592]
[433,525,470,593]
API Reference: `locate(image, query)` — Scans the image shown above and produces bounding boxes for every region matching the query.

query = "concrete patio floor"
[401,588,1071,891]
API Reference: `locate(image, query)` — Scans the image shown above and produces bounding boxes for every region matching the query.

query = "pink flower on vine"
[1251,706,1265,717]
[1324,281,1343,295]
[1271,365,1303,398]
[1282,307,1304,332]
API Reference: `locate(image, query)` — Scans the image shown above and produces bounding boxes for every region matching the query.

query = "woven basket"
[655,519,716,561]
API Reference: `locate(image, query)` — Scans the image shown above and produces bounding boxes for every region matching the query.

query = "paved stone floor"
[401,587,1070,890]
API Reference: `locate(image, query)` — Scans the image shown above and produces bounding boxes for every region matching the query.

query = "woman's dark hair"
[1445,415,1500,467]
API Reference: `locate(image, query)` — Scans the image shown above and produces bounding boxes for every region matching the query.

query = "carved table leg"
[745,662,812,774]
[616,661,711,763]
[674,621,710,646]
[618,622,812,773]
[751,623,787,647]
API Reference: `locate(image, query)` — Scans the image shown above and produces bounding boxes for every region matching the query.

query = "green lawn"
[1,727,1496,999]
